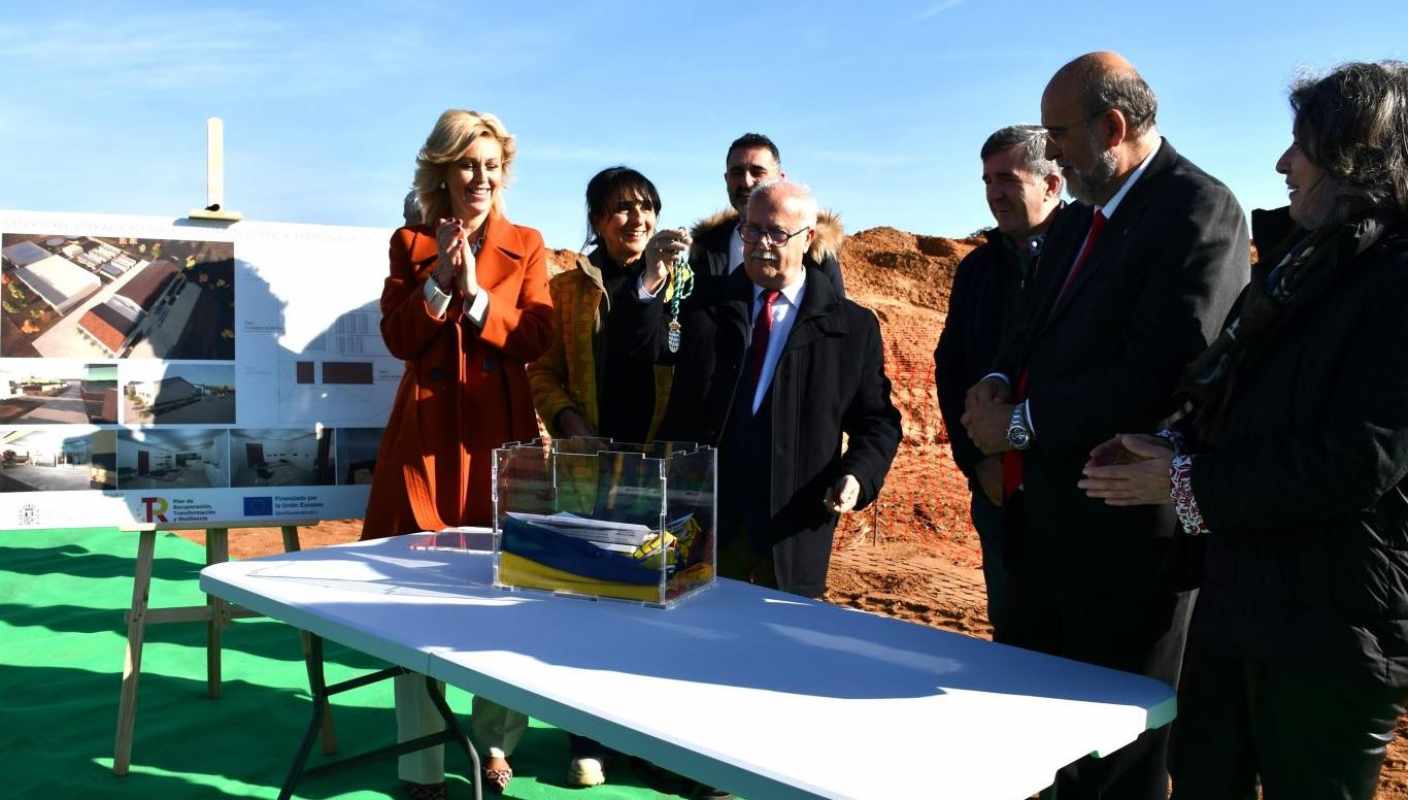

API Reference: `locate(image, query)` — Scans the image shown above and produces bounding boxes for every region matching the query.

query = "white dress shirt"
[728,225,745,274]
[749,270,807,414]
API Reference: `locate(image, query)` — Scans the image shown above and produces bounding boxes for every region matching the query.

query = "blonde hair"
[413,109,517,224]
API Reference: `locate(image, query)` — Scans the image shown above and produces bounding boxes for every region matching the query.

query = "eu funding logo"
[244,497,273,516]
[141,497,169,523]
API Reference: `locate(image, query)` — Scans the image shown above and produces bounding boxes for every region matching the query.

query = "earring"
[438,180,446,189]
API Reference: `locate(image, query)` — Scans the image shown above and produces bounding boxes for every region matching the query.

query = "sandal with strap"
[483,754,513,795]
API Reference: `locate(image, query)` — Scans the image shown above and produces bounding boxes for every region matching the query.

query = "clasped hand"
[1078,434,1174,506]
[960,377,1014,455]
[433,218,480,299]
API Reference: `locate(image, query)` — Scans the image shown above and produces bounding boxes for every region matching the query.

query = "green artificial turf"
[0,528,696,799]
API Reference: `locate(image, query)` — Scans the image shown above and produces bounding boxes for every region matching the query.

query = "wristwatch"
[1006,404,1032,451]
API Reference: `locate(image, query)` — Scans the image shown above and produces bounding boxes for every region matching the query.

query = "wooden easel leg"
[206,528,229,699]
[114,530,156,776]
[282,524,337,755]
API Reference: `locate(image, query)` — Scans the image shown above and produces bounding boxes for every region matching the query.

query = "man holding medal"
[688,133,847,298]
[633,180,900,598]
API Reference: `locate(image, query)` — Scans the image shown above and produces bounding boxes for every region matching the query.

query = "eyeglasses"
[1044,107,1149,139]
[738,223,811,247]
[1042,111,1105,139]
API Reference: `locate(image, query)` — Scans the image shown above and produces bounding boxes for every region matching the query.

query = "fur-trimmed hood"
[689,207,845,265]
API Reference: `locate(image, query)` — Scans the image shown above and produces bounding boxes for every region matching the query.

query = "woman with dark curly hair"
[1079,61,1408,799]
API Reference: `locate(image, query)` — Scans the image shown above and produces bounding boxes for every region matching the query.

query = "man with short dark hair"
[961,51,1249,799]
[689,133,846,298]
[934,124,1063,640]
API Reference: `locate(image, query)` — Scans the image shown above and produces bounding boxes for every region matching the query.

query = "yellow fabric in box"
[499,552,662,602]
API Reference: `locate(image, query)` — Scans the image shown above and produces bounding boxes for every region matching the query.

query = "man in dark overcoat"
[634,180,900,598]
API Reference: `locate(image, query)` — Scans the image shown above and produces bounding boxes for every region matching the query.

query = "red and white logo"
[140,497,169,523]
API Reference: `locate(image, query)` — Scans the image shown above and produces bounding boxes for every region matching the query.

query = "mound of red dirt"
[831,227,984,570]
[546,248,579,276]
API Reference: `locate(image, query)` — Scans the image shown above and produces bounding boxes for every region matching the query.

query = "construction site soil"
[177,226,1408,798]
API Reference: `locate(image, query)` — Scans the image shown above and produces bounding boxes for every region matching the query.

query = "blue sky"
[3,1,1406,250]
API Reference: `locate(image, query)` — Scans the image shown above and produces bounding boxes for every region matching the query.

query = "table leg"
[271,638,478,800]
[206,528,230,699]
[113,530,156,776]
[276,636,423,800]
[426,676,483,800]
[282,525,338,756]
[279,634,331,800]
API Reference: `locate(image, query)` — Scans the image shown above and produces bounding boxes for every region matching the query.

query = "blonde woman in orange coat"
[361,109,551,800]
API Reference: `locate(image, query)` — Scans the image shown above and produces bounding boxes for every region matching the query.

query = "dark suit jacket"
[997,139,1249,638]
[633,267,901,596]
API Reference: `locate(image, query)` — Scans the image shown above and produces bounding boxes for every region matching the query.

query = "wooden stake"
[189,117,242,222]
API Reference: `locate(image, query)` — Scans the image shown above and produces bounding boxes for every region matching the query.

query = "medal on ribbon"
[665,255,694,354]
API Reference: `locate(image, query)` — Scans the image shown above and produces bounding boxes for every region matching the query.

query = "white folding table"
[200,534,1175,800]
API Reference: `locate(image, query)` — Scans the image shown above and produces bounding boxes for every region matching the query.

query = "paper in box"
[491,437,716,607]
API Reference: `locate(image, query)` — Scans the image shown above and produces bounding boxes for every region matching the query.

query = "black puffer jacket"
[1188,206,1408,688]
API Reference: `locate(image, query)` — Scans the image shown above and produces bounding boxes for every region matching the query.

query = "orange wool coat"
[361,212,552,539]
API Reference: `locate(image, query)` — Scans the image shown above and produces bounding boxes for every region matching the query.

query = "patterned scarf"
[1173,213,1393,445]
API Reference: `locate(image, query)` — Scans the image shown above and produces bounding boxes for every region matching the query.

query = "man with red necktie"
[632,180,901,599]
[961,52,1249,800]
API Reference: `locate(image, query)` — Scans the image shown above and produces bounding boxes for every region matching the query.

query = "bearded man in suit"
[961,51,1250,800]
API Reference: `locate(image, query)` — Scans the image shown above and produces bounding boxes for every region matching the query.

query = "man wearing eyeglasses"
[634,180,900,599]
[687,132,846,298]
[960,52,1248,800]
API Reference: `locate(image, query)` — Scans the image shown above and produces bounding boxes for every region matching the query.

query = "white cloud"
[0,11,283,92]
[914,0,965,20]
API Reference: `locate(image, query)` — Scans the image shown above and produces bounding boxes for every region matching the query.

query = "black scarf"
[589,246,636,298]
[1173,212,1394,446]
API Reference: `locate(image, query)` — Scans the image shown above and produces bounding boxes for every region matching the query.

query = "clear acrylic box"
[491,436,717,608]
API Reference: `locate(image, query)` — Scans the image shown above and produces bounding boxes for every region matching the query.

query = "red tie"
[1049,209,1106,310]
[1001,210,1107,499]
[747,290,780,400]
